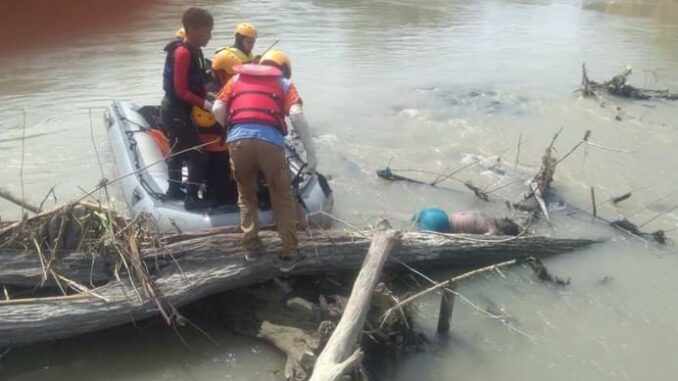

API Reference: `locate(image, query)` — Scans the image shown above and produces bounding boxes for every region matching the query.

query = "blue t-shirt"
[226,123,285,147]
[226,77,291,148]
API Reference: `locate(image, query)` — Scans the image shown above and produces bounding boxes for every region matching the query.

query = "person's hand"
[306,150,317,175]
[203,100,213,111]
[206,92,217,102]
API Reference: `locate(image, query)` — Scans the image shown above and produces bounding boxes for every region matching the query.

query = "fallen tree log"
[0,249,113,287]
[1,230,599,288]
[0,230,601,348]
[309,230,399,381]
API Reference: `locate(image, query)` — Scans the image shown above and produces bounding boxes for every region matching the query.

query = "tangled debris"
[0,201,161,300]
[0,200,602,381]
[580,63,678,100]
[216,275,424,381]
[610,218,667,244]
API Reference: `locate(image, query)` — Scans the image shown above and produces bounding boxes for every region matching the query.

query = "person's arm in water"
[284,83,317,173]
[173,46,212,110]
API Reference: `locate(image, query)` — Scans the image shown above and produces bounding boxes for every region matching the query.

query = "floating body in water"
[412,207,521,235]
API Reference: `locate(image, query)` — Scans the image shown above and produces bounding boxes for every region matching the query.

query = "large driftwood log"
[0,230,600,348]
[310,230,399,381]
[0,249,113,287]
[1,231,599,288]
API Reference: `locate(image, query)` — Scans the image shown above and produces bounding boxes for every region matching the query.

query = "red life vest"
[227,64,288,135]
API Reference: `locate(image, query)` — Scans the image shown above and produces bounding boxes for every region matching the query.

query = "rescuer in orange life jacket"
[161,7,213,211]
[212,49,317,272]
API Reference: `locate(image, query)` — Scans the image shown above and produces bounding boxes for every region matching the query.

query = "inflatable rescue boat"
[104,101,333,232]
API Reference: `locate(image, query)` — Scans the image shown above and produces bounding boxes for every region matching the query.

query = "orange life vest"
[227,64,288,135]
[148,128,171,159]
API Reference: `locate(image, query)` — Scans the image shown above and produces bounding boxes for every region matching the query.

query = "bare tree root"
[222,275,421,381]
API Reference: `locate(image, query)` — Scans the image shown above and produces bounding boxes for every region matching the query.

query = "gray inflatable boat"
[104,101,333,232]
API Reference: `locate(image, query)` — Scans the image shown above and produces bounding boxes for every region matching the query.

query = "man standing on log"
[212,49,317,272]
[412,207,521,235]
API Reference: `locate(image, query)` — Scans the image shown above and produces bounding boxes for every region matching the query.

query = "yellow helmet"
[191,106,217,128]
[212,49,241,75]
[259,49,291,78]
[175,27,186,39]
[235,23,258,39]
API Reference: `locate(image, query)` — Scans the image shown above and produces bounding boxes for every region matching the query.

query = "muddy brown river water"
[1,0,678,380]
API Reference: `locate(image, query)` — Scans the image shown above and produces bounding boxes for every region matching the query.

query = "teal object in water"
[412,207,451,233]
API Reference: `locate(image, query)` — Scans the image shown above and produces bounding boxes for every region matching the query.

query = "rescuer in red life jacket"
[212,49,317,272]
[160,7,213,211]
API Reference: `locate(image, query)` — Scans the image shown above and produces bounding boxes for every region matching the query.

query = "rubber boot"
[184,183,211,211]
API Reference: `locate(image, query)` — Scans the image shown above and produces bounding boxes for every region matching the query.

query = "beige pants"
[229,139,298,257]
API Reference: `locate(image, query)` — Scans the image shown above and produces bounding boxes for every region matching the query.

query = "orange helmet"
[175,27,186,39]
[212,49,241,75]
[260,49,291,78]
[235,23,257,39]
